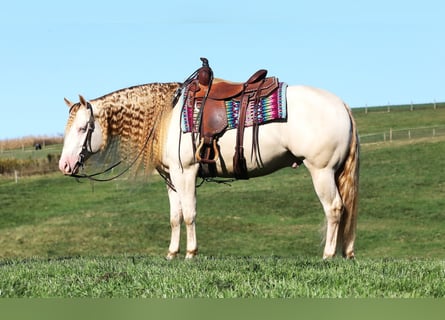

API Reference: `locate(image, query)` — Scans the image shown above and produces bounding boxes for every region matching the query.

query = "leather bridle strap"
[72,102,96,174]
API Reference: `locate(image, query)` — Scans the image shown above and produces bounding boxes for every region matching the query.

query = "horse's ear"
[79,95,88,107]
[64,97,73,108]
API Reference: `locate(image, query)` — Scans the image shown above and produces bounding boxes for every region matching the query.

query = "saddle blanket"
[181,82,288,133]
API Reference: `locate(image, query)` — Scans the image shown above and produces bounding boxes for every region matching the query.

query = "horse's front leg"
[170,165,199,259]
[166,186,183,260]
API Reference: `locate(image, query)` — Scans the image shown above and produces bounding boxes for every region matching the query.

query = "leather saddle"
[185,58,279,179]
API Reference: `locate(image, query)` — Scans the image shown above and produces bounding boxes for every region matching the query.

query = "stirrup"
[195,138,219,163]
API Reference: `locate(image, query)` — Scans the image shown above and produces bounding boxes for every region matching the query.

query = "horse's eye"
[78,125,87,133]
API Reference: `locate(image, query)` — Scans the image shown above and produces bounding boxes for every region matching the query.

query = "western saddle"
[185,58,279,179]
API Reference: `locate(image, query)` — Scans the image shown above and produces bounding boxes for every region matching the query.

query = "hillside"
[1,102,445,258]
[1,101,444,149]
[1,103,444,298]
[353,103,445,143]
[1,102,445,176]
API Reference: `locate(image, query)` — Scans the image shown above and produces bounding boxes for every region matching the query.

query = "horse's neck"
[92,83,180,169]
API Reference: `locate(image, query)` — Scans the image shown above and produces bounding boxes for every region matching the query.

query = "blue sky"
[0,0,444,139]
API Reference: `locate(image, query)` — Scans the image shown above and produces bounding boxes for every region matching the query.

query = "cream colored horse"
[59,82,359,259]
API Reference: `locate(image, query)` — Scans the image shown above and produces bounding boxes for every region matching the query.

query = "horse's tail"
[336,104,360,258]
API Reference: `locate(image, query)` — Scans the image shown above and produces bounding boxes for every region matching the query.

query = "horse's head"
[59,95,104,175]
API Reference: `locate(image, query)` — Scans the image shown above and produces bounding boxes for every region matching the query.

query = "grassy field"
[353,104,445,135]
[1,256,443,298]
[0,105,444,297]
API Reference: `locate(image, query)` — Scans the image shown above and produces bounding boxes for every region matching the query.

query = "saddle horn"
[198,57,212,86]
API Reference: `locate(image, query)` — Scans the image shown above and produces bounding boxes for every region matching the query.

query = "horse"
[59,75,359,260]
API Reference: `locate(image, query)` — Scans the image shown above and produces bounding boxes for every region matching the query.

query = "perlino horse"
[59,75,359,260]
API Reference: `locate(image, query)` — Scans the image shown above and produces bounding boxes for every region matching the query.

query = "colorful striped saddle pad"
[181,82,288,133]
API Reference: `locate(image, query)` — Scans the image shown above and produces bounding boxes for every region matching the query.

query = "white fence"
[360,126,445,144]
[354,102,445,114]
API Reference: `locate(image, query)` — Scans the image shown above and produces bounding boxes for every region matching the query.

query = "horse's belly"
[214,124,295,177]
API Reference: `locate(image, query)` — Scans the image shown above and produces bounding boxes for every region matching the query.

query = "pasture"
[0,105,444,297]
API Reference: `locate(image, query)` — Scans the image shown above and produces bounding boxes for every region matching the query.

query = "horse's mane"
[90,82,181,176]
[66,102,81,133]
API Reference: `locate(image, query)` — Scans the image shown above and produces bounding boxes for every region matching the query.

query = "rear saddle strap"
[232,77,266,179]
[188,58,278,179]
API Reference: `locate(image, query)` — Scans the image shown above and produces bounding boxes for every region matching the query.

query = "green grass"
[358,140,445,258]
[0,144,62,160]
[353,106,445,135]
[0,140,444,297]
[1,105,445,297]
[0,145,61,176]
[1,256,443,297]
[1,139,444,259]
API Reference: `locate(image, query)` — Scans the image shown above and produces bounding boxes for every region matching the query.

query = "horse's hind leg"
[309,167,344,259]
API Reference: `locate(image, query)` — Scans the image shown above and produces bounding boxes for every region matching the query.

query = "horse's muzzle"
[59,157,82,175]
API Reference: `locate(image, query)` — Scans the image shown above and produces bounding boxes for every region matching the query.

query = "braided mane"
[91,82,181,175]
[65,103,81,132]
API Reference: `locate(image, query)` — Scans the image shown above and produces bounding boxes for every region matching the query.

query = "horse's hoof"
[323,253,336,260]
[166,251,178,260]
[185,249,198,259]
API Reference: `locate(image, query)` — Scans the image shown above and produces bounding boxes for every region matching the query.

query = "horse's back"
[287,85,350,130]
[164,84,353,176]
[285,85,352,169]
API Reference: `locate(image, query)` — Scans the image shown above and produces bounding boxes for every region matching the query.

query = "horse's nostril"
[59,160,71,174]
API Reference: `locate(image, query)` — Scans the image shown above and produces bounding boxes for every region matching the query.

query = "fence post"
[389,128,392,142]
[14,170,18,184]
